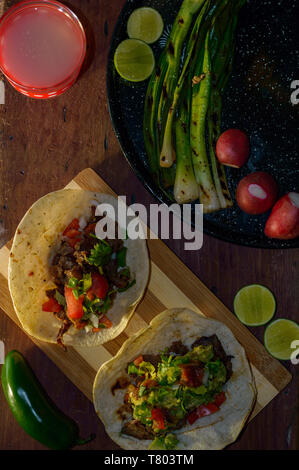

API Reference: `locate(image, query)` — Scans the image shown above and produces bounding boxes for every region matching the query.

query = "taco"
[93,308,256,450]
[8,189,149,348]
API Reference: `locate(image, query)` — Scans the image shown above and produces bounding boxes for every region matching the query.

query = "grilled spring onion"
[144,0,246,211]
[207,1,245,209]
[143,0,207,181]
[190,30,221,212]
[160,0,212,169]
[189,0,233,212]
[174,82,199,204]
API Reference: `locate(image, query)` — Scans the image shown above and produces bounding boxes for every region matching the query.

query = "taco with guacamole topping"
[93,309,256,450]
[8,189,149,348]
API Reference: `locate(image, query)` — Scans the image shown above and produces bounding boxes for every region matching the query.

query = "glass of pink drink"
[0,0,86,98]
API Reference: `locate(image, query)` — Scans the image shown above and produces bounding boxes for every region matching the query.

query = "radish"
[236,172,278,215]
[216,129,250,168]
[264,192,299,240]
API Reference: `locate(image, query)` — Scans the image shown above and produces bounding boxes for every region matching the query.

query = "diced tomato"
[143,379,158,389]
[64,286,84,319]
[67,237,81,248]
[86,290,95,301]
[84,223,96,235]
[213,391,226,407]
[151,408,165,430]
[187,409,200,426]
[180,364,204,388]
[87,273,109,300]
[64,229,80,239]
[63,218,80,236]
[42,298,61,313]
[63,221,81,248]
[133,355,144,366]
[187,403,219,425]
[198,403,219,416]
[98,315,113,329]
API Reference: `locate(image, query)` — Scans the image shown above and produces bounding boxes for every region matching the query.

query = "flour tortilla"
[8,189,149,346]
[93,308,256,450]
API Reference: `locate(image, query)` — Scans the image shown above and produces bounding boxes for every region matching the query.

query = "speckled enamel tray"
[107,0,299,248]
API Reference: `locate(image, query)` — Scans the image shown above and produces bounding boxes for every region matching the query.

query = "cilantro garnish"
[86,240,112,267]
[67,273,92,299]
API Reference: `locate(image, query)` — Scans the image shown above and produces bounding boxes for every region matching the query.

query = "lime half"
[233,284,276,326]
[127,7,164,44]
[264,319,299,360]
[114,39,155,82]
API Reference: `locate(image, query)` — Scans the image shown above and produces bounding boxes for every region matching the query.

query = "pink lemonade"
[0,1,86,98]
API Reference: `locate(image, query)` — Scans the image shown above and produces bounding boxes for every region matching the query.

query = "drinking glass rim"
[0,0,87,92]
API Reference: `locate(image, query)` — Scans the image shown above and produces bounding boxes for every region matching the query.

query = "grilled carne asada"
[118,335,232,449]
[42,206,135,347]
[93,309,256,451]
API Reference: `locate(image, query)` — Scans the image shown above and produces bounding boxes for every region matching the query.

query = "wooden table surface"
[0,0,298,451]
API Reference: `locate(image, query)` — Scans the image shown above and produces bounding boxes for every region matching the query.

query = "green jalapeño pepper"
[1,350,95,449]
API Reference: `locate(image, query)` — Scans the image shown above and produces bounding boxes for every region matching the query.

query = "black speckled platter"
[107,0,299,248]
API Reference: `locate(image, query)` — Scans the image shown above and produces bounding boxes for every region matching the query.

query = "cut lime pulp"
[264,319,299,360]
[127,7,164,44]
[114,39,155,82]
[233,284,276,326]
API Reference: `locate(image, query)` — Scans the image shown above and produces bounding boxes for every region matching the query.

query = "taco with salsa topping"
[93,309,256,450]
[8,189,149,348]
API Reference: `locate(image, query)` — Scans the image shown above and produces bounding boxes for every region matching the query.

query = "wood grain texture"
[0,0,298,451]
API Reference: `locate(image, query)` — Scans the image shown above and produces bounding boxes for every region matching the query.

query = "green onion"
[116,247,127,268]
[118,279,136,293]
[54,290,67,309]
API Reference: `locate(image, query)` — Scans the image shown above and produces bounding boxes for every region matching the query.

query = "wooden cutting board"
[0,168,291,423]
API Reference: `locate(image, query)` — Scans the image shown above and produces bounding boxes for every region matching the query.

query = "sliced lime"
[264,319,299,360]
[114,39,155,82]
[233,284,276,326]
[127,7,164,44]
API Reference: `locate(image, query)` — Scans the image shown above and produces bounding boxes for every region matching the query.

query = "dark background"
[0,0,298,450]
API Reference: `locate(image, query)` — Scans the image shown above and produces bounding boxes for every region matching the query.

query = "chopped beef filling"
[142,354,161,370]
[120,335,233,441]
[122,420,154,440]
[191,334,233,381]
[168,340,189,356]
[43,206,135,348]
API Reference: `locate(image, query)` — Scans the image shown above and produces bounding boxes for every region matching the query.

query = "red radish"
[264,192,299,240]
[216,129,250,168]
[236,172,278,214]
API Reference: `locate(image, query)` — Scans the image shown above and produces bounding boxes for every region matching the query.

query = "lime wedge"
[114,39,155,82]
[264,319,299,360]
[233,284,276,326]
[127,7,164,44]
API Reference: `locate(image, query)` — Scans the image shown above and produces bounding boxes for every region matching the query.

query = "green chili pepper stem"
[75,433,96,446]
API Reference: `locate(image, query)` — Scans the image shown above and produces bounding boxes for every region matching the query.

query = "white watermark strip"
[0,340,4,364]
[290,340,299,365]
[290,80,299,105]
[94,197,203,251]
[0,80,5,105]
